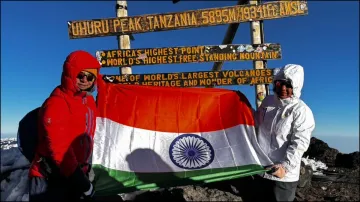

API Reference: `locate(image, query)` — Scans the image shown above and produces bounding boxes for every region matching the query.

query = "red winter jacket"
[29,50,101,179]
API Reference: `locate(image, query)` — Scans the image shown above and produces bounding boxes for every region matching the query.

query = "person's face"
[76,71,96,91]
[275,80,293,99]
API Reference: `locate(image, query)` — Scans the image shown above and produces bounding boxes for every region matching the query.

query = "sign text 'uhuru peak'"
[68,1,308,39]
[96,43,281,67]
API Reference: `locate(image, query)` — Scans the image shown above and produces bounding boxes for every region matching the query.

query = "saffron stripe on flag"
[97,84,255,133]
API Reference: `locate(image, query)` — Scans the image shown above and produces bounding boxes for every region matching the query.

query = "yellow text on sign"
[69,1,307,38]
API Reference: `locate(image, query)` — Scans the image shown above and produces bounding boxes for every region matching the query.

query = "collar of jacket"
[59,86,86,98]
[273,94,298,107]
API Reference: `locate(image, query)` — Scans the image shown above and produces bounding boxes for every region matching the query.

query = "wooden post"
[250,0,267,109]
[260,13,270,96]
[116,0,132,75]
[211,0,248,72]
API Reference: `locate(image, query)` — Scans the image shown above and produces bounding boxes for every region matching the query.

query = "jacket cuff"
[281,161,291,173]
[68,165,91,193]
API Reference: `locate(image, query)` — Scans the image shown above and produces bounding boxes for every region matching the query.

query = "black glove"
[82,182,95,200]
[68,165,93,194]
[265,165,280,174]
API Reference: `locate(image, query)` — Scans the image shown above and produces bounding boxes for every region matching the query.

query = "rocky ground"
[295,137,359,202]
[295,166,359,201]
[104,137,359,202]
[2,137,358,201]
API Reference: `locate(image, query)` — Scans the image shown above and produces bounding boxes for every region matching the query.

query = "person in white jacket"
[254,64,315,201]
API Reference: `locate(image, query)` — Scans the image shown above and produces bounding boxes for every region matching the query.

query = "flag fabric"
[92,83,273,196]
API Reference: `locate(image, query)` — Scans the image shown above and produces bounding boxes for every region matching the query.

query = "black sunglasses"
[77,71,95,82]
[275,80,292,88]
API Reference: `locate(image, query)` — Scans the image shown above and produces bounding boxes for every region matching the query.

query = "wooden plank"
[102,69,274,87]
[68,1,308,39]
[96,43,282,67]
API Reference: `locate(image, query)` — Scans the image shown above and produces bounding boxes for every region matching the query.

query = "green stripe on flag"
[92,164,267,196]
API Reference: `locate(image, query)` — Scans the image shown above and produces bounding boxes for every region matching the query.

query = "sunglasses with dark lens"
[275,80,292,88]
[77,72,95,82]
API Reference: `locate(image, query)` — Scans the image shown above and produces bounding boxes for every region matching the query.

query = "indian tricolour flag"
[92,83,272,196]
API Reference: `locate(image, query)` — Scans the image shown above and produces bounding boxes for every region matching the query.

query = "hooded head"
[273,64,304,98]
[61,50,101,95]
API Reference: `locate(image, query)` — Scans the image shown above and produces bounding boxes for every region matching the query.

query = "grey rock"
[303,137,339,166]
[335,152,360,168]
[298,165,313,188]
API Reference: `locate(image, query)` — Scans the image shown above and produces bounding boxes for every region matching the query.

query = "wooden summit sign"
[68,1,308,39]
[102,69,274,87]
[96,43,281,67]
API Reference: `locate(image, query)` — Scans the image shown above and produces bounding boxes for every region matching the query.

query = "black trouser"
[29,157,93,202]
[251,175,298,202]
[29,175,84,202]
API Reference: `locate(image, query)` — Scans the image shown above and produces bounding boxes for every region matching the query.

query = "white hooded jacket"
[256,64,315,182]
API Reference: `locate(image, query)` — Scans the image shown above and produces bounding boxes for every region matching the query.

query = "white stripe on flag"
[92,117,272,173]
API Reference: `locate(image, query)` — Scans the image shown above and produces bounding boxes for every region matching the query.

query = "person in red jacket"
[28,50,101,201]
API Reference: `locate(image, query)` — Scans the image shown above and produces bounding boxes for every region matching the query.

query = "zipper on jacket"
[270,107,281,151]
[262,108,268,122]
[82,97,91,164]
[86,106,94,163]
[84,101,93,164]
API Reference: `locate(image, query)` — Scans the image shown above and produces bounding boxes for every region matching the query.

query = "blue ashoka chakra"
[169,134,215,170]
